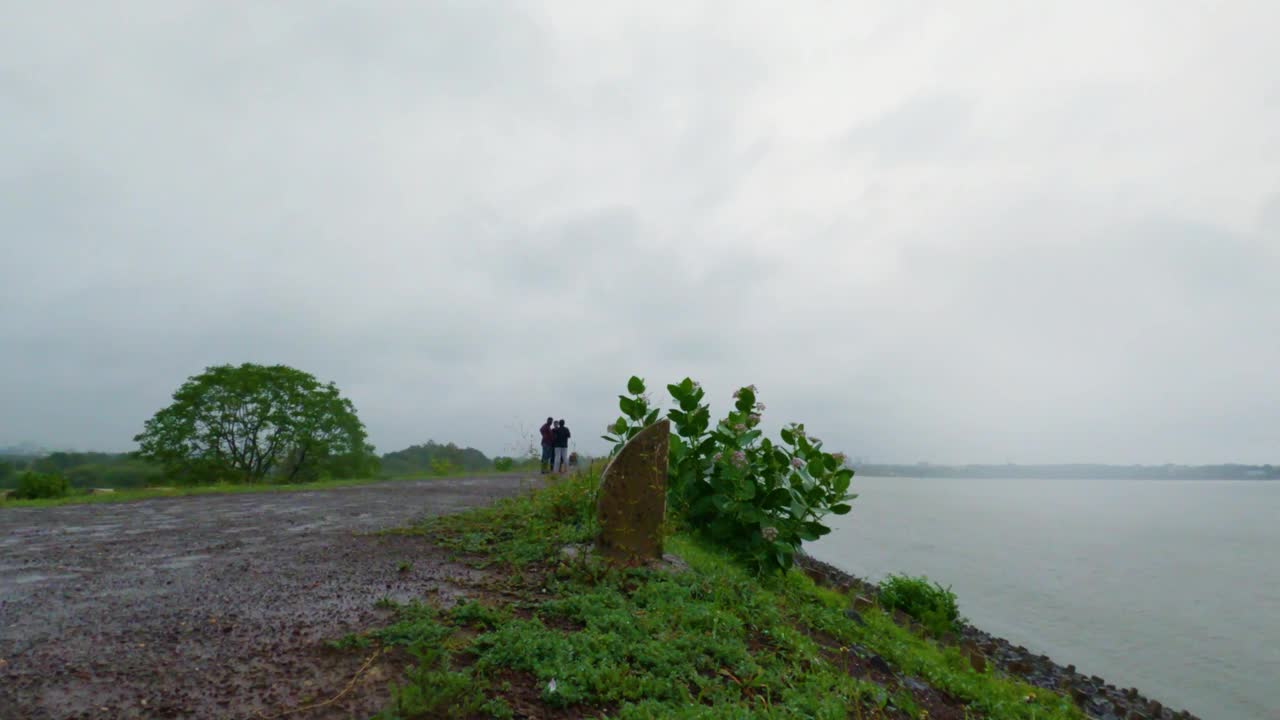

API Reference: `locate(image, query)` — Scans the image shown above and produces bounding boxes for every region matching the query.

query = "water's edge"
[794,552,1200,720]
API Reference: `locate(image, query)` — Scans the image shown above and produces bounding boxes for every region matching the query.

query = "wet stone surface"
[0,476,535,720]
[595,419,669,563]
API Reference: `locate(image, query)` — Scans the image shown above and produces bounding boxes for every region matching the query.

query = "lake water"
[808,477,1279,720]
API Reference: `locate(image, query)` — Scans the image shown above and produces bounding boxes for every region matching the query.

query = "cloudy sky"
[3,2,1277,464]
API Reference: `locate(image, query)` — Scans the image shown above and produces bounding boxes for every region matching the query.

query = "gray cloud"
[3,2,1278,465]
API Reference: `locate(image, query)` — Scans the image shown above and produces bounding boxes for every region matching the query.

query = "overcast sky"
[3,2,1278,464]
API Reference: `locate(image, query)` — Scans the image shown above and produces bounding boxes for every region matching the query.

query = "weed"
[879,574,963,637]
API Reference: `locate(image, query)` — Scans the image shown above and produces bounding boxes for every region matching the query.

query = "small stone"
[853,595,875,612]
[867,653,893,675]
[655,552,689,573]
[966,649,987,674]
[1008,659,1033,675]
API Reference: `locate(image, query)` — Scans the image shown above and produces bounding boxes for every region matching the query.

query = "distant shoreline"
[853,463,1278,481]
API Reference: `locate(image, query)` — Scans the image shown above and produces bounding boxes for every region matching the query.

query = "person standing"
[539,416,555,474]
[553,419,571,473]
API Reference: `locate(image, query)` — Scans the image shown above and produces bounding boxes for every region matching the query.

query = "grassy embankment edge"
[332,469,1085,720]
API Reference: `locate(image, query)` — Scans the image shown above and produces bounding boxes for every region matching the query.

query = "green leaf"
[764,487,791,509]
[833,470,853,495]
[737,430,762,448]
[830,503,852,515]
[805,521,832,537]
[618,395,638,417]
[644,408,660,426]
[780,427,795,445]
[627,376,646,395]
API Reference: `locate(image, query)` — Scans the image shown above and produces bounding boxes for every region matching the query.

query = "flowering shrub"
[607,376,856,574]
[600,376,660,454]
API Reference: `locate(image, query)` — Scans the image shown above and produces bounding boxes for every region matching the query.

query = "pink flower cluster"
[791,457,805,469]
[731,450,747,468]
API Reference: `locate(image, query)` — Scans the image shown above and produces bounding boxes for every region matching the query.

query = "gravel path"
[0,476,537,720]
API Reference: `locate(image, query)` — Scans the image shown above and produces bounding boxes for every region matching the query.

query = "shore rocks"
[792,552,1202,720]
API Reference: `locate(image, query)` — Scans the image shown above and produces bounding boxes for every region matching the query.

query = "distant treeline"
[0,452,163,489]
[379,440,495,476]
[0,440,522,489]
[854,463,1279,480]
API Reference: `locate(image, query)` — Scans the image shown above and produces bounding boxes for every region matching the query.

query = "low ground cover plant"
[879,574,963,637]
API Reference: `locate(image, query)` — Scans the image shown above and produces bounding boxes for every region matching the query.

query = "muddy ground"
[0,476,538,720]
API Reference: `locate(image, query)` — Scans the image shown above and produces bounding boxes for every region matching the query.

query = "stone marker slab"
[595,419,670,563]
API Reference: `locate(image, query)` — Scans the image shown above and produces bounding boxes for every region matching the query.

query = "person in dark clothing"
[553,419,571,473]
[539,417,555,474]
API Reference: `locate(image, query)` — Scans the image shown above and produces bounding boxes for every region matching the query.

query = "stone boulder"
[595,419,670,563]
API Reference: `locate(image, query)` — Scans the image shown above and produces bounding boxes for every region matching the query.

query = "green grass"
[352,471,1085,720]
[0,469,530,510]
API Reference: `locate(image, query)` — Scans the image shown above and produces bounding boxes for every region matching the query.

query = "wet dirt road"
[0,476,537,720]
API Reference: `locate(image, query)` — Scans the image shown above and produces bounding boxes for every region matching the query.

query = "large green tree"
[135,363,377,484]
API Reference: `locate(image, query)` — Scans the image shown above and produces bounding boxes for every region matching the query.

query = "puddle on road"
[9,572,79,585]
[154,554,212,570]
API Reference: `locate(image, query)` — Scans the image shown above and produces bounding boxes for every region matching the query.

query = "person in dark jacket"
[553,420,571,473]
[539,417,554,474]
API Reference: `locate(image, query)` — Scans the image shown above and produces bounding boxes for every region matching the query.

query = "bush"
[878,574,961,636]
[14,471,71,500]
[493,456,514,472]
[605,376,856,574]
[430,458,456,476]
